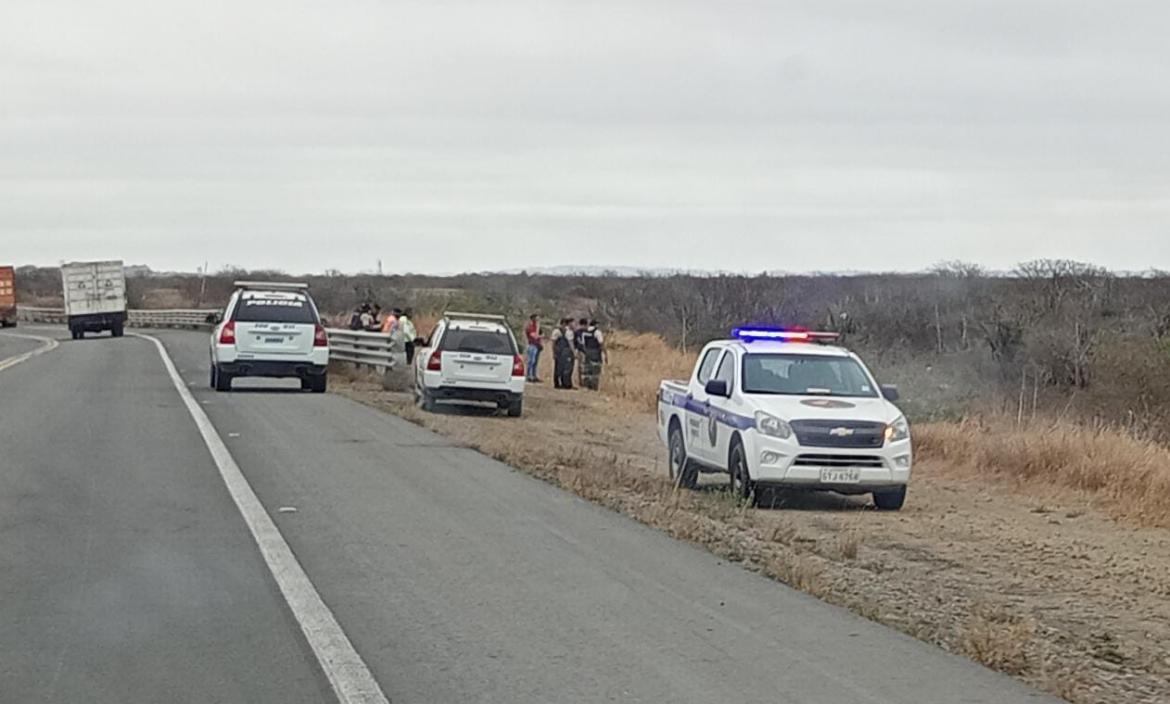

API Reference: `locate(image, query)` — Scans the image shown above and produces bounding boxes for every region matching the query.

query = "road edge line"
[0,332,59,372]
[133,333,390,704]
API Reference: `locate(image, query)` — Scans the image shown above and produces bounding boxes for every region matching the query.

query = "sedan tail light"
[314,324,328,347]
[218,320,236,345]
[426,350,443,371]
[512,354,525,377]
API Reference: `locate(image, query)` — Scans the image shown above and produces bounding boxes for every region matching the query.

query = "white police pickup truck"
[657,328,911,509]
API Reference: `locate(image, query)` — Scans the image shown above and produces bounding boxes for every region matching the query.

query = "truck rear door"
[63,261,125,316]
[0,266,15,314]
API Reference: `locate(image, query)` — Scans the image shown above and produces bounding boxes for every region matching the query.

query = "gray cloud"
[2,0,1168,273]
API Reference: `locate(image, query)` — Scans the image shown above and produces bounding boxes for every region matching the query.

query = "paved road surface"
[0,326,1059,704]
[0,331,44,362]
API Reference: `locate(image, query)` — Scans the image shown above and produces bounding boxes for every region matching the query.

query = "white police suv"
[209,282,330,393]
[413,311,526,417]
[657,328,911,509]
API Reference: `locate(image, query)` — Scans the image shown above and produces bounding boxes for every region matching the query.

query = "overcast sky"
[2,1,1168,274]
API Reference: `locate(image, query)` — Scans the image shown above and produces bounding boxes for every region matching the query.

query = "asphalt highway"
[0,326,1059,703]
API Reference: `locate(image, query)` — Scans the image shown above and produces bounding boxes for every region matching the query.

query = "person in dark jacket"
[578,320,605,390]
[551,318,576,389]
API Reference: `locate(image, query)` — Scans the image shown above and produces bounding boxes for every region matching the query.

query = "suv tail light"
[314,324,328,347]
[512,354,525,377]
[219,320,236,345]
[426,350,443,371]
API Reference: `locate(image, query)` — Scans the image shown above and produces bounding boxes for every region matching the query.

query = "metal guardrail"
[16,307,407,369]
[325,329,407,369]
[17,306,217,329]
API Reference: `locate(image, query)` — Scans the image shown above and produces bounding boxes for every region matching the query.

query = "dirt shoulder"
[334,374,1170,704]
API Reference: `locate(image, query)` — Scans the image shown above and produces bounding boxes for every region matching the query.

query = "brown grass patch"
[961,604,1037,675]
[917,418,1170,529]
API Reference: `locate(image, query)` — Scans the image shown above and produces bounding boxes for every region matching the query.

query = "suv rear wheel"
[310,372,328,394]
[506,398,523,417]
[214,365,232,392]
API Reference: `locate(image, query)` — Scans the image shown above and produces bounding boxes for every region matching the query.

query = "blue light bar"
[732,326,840,343]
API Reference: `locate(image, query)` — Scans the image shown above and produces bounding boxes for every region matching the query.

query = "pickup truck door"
[685,347,725,465]
[706,350,740,468]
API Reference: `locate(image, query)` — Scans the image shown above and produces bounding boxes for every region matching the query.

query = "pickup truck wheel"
[111,323,124,338]
[729,441,756,505]
[210,365,217,389]
[420,388,436,412]
[507,398,523,417]
[668,425,699,490]
[873,486,907,511]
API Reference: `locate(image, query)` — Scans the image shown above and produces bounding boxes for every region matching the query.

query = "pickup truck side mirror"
[881,385,900,402]
[705,379,731,398]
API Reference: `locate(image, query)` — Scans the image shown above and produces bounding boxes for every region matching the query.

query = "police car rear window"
[233,295,318,324]
[439,327,516,355]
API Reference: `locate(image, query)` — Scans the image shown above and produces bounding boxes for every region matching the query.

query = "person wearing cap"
[524,313,543,382]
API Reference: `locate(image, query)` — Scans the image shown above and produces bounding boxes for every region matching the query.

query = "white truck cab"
[657,328,911,509]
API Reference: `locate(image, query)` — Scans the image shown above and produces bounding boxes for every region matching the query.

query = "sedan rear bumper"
[430,385,521,406]
[219,360,327,379]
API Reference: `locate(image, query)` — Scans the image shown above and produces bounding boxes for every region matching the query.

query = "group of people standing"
[524,314,606,390]
[347,303,419,363]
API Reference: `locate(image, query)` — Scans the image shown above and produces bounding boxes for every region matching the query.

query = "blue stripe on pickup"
[660,387,755,431]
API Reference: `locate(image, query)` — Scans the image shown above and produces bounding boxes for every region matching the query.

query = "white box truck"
[62,260,128,339]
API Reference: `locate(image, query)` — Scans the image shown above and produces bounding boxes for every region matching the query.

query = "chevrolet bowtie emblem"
[828,427,855,437]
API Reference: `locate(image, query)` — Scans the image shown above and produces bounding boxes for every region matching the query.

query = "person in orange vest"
[380,308,399,334]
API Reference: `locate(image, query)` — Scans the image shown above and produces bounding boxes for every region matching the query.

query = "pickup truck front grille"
[793,454,884,468]
[790,419,886,448]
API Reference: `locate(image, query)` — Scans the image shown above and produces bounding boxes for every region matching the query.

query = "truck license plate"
[820,468,861,484]
[264,336,283,343]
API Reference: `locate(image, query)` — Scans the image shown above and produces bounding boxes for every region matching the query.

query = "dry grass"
[961,604,1038,676]
[917,418,1170,529]
[599,332,694,411]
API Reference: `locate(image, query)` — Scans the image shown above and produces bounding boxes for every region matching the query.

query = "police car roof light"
[732,326,840,344]
[234,281,309,291]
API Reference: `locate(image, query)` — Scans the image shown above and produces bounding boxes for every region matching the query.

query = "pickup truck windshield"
[741,353,878,397]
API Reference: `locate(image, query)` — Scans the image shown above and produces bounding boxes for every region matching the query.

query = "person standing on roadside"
[579,319,606,390]
[574,317,588,387]
[380,307,400,334]
[359,305,376,331]
[525,313,543,383]
[400,308,418,364]
[551,318,576,389]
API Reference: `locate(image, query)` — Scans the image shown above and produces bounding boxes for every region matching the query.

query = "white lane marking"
[134,334,390,704]
[0,332,59,372]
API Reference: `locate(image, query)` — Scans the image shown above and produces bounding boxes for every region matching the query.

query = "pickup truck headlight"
[755,411,793,439]
[885,416,910,443]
